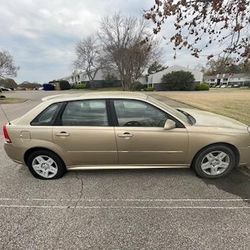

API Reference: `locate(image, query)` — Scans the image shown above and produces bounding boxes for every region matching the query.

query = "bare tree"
[74,36,103,81]
[145,0,250,63]
[99,13,160,90]
[0,50,19,78]
[205,56,250,75]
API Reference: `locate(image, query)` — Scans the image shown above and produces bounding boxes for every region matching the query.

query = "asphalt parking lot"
[0,91,249,250]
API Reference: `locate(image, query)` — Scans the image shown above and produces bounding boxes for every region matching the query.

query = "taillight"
[3,124,11,143]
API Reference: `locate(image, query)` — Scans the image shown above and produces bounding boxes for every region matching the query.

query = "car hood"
[179,108,247,130]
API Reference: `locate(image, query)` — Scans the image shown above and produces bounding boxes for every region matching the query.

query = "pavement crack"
[74,176,84,208]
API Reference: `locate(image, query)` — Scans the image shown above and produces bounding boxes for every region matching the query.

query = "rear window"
[61,100,108,126]
[31,103,62,126]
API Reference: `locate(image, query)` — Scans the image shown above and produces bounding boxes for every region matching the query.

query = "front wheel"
[193,145,236,179]
[27,150,66,179]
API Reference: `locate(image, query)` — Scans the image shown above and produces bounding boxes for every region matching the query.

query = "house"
[60,69,120,87]
[145,65,204,88]
[204,73,250,87]
[60,65,204,89]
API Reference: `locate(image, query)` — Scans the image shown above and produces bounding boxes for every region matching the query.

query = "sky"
[0,0,205,84]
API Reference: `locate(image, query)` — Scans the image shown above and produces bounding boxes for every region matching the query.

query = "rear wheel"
[193,145,236,178]
[27,150,66,179]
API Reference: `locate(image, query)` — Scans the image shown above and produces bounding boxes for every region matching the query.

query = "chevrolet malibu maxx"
[3,92,250,179]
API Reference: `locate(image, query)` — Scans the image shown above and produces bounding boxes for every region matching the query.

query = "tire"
[193,145,236,179]
[26,150,66,179]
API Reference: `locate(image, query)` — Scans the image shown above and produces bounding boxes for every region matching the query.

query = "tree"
[99,13,160,90]
[148,61,167,75]
[205,57,250,75]
[205,57,238,75]
[0,78,18,89]
[0,50,19,78]
[239,60,250,73]
[145,0,250,63]
[161,70,195,90]
[74,36,103,81]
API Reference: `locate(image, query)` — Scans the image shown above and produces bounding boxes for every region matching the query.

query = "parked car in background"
[0,87,12,91]
[3,92,250,180]
[232,83,241,88]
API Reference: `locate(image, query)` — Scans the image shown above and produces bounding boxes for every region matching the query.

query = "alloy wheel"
[200,151,230,176]
[32,155,58,179]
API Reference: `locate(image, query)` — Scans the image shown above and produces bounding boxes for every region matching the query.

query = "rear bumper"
[239,146,250,167]
[4,143,25,164]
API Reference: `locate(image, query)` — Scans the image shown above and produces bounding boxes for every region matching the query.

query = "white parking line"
[0,205,249,209]
[0,197,249,209]
[0,198,249,202]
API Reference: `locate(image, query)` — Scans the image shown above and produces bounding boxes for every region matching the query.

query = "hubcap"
[32,155,58,178]
[201,151,230,176]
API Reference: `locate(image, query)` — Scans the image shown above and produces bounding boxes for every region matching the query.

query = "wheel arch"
[24,147,65,166]
[191,142,240,168]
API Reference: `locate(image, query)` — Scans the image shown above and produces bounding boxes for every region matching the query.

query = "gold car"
[3,92,250,179]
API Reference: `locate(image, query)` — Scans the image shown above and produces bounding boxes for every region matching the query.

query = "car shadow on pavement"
[201,168,250,202]
[71,168,250,202]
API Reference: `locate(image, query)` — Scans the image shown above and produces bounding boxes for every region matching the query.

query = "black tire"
[26,150,66,179]
[193,145,236,179]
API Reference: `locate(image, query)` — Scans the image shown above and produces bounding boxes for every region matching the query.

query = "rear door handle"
[55,131,70,137]
[117,132,133,138]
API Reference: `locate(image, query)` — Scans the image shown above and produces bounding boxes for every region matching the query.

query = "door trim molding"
[67,164,189,170]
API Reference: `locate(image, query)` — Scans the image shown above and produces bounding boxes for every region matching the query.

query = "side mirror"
[164,119,176,130]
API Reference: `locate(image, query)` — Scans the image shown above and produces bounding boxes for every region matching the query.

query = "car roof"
[42,91,148,103]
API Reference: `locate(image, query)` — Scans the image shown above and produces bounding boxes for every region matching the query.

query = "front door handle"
[117,132,133,138]
[55,131,70,137]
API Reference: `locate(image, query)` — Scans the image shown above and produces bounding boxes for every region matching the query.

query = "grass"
[0,97,27,104]
[156,88,250,125]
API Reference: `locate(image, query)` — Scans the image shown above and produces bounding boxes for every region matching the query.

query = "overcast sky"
[0,0,205,84]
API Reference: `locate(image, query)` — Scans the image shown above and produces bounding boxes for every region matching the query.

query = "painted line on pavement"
[0,198,249,202]
[0,204,249,209]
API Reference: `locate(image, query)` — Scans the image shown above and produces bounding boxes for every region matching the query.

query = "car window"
[147,96,190,125]
[114,100,168,127]
[61,100,108,126]
[31,103,62,126]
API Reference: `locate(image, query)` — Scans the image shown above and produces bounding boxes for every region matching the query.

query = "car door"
[53,99,118,166]
[113,99,188,166]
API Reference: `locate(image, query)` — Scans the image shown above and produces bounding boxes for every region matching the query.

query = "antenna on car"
[0,103,10,124]
[0,77,11,124]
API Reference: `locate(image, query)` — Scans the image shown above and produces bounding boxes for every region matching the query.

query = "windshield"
[147,96,191,125]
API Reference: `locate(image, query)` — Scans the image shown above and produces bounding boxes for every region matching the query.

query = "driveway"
[0,91,249,250]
